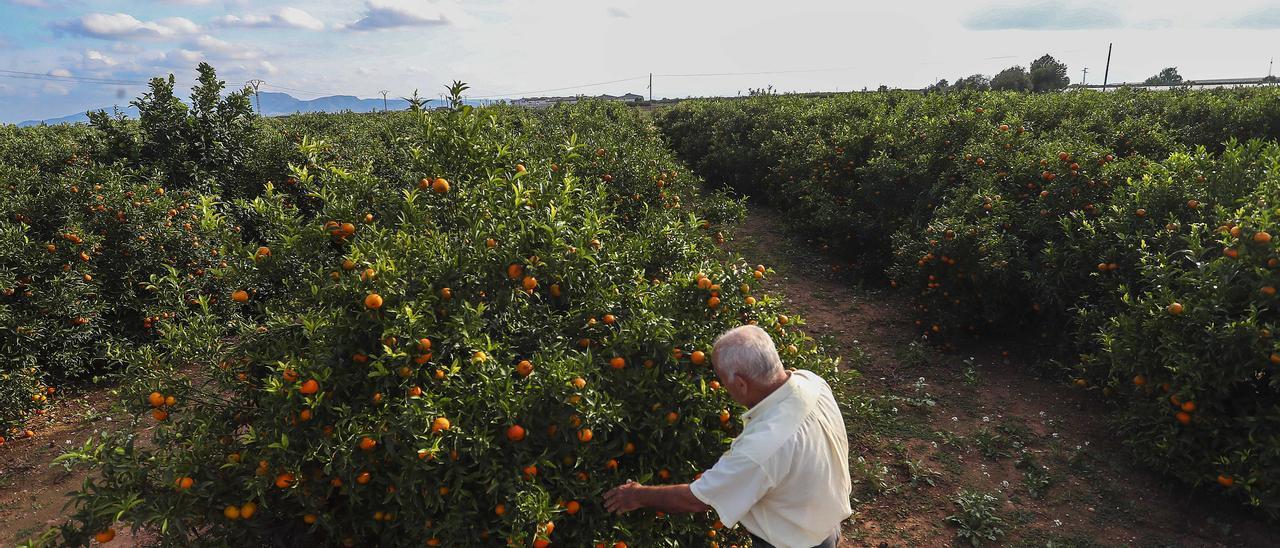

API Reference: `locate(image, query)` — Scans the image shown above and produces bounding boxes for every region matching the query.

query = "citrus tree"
[39,99,835,546]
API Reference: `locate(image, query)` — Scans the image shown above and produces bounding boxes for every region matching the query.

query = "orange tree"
[42,100,834,546]
[0,157,233,433]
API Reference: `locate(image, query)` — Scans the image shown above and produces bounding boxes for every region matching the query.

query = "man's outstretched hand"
[603,480,645,514]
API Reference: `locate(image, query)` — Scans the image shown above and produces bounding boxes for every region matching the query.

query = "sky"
[1,0,1278,123]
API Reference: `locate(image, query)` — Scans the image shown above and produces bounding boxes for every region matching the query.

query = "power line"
[0,69,147,86]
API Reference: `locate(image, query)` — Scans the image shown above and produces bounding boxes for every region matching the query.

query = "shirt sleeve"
[689,450,774,528]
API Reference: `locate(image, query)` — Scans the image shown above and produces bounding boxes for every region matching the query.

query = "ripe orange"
[495,504,506,516]
[299,379,319,395]
[606,458,619,471]
[516,360,534,377]
[550,284,562,298]
[1175,411,1192,424]
[152,409,168,421]
[275,472,295,488]
[255,246,271,258]
[1255,231,1272,244]
[566,500,581,515]
[432,417,451,433]
[364,293,383,309]
[1180,401,1196,412]
[432,178,450,193]
[1166,302,1184,315]
[93,528,116,543]
[148,391,165,407]
[603,314,616,325]
[623,442,636,454]
[408,386,423,397]
[1218,474,1234,487]
[440,287,452,300]
[1263,286,1276,297]
[1133,375,1146,386]
[707,296,720,308]
[507,263,524,280]
[506,424,526,441]
[577,428,593,443]
[240,502,257,519]
[358,437,377,451]
[690,350,706,365]
[609,356,626,369]
[176,476,194,490]
[232,290,249,303]
[522,276,538,291]
[356,471,371,485]
[303,514,317,524]
[571,377,586,389]
[223,505,241,520]
[523,464,538,478]
[666,411,679,424]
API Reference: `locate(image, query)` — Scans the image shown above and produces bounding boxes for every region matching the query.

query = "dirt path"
[727,205,1277,548]
[0,383,146,547]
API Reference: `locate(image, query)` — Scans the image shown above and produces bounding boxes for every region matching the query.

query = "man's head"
[711,325,788,408]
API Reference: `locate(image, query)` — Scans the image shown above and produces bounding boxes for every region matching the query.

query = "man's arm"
[603,480,711,514]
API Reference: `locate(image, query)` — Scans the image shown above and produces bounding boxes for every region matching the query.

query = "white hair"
[712,325,783,383]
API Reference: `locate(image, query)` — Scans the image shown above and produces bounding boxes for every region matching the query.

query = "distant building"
[512,92,645,108]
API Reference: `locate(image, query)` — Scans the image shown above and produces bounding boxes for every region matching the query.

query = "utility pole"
[1081,67,1088,86]
[245,79,264,113]
[379,90,390,112]
[1102,43,1113,91]
[648,73,653,101]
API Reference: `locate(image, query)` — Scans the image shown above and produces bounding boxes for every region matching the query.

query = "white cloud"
[6,0,53,7]
[83,49,119,69]
[258,60,279,75]
[607,7,629,18]
[47,68,72,77]
[215,7,326,31]
[54,13,201,40]
[344,0,463,31]
[186,34,262,60]
[144,48,205,69]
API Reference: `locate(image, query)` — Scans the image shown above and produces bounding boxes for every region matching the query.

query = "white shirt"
[690,370,852,548]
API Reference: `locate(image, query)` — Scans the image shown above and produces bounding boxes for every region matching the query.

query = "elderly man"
[603,324,852,548]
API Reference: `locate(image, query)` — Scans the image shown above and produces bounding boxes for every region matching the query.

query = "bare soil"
[727,205,1278,548]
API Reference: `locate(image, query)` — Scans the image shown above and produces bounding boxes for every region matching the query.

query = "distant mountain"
[16,92,457,127]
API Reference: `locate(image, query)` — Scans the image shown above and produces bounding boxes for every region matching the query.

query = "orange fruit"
[358,437,377,451]
[1218,474,1234,487]
[364,293,383,309]
[495,504,506,516]
[432,178,450,193]
[275,472,295,488]
[623,442,636,454]
[223,505,241,520]
[606,459,619,471]
[1166,302,1184,315]
[148,391,165,407]
[507,263,524,280]
[240,502,257,519]
[566,500,581,515]
[516,360,534,377]
[571,377,587,389]
[356,471,371,484]
[1255,231,1272,244]
[666,411,679,424]
[432,417,451,433]
[93,529,116,543]
[1176,411,1192,424]
[690,351,706,365]
[1133,375,1146,386]
[176,476,194,490]
[1180,401,1196,412]
[707,296,720,308]
[522,276,538,291]
[577,428,593,443]
[303,514,317,524]
[609,357,626,369]
[299,379,319,395]
[232,290,249,303]
[603,314,616,325]
[506,424,526,441]
[152,408,168,421]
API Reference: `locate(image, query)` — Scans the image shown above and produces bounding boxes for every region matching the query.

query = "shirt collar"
[742,371,798,424]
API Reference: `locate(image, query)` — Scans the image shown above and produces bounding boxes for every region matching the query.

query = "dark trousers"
[749,527,840,548]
